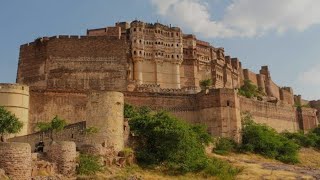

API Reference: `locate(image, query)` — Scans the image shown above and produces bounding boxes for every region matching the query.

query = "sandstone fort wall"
[0,84,29,136]
[28,90,87,131]
[239,97,299,132]
[10,121,86,152]
[18,36,128,91]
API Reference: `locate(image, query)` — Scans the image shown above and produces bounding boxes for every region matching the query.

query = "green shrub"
[240,118,299,164]
[124,103,138,118]
[77,154,103,175]
[282,131,318,148]
[311,125,320,136]
[203,158,242,180]
[129,111,209,173]
[200,79,212,88]
[191,124,213,145]
[127,105,240,178]
[137,106,151,116]
[238,80,265,99]
[214,137,237,155]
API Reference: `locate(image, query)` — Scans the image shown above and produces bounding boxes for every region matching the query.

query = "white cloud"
[151,0,320,38]
[298,64,320,85]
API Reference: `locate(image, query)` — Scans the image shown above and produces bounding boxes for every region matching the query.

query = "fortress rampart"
[2,20,317,144]
[18,36,128,91]
[0,83,29,136]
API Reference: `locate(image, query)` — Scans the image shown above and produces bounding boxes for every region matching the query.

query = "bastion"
[0,83,29,136]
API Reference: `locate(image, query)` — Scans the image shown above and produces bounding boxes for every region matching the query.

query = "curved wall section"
[86,91,124,152]
[0,83,29,136]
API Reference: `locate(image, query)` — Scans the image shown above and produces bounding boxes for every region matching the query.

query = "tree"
[0,106,23,142]
[129,111,210,173]
[200,79,212,89]
[36,115,67,141]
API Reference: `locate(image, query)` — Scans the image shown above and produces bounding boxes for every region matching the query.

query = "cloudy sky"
[0,0,319,100]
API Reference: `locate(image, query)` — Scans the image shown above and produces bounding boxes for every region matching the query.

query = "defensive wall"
[11,91,125,152]
[0,83,29,136]
[17,36,128,92]
[10,121,86,152]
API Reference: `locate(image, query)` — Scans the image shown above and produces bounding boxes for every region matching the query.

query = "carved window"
[172,55,174,58]
[134,28,136,32]
[134,51,137,55]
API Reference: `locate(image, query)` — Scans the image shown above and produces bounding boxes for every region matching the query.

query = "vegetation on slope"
[282,126,320,149]
[77,154,103,175]
[240,113,299,164]
[125,103,241,179]
[214,113,320,164]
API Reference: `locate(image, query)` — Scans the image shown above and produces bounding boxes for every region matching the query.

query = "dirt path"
[212,149,320,180]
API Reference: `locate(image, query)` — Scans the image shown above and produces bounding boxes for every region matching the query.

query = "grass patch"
[203,158,242,180]
[214,137,238,155]
[77,154,103,175]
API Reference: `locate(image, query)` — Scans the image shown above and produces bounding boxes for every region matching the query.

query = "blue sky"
[0,0,319,100]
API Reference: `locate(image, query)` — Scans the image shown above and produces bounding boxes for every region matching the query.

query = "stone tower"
[0,84,29,136]
[86,91,124,152]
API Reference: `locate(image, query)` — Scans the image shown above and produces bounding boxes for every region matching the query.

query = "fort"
[14,20,318,138]
[0,20,319,178]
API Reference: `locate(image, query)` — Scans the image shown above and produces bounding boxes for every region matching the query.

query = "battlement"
[0,83,29,92]
[130,20,181,32]
[21,35,125,48]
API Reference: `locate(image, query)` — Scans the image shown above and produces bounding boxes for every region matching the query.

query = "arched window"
[133,51,136,55]
[134,28,136,32]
